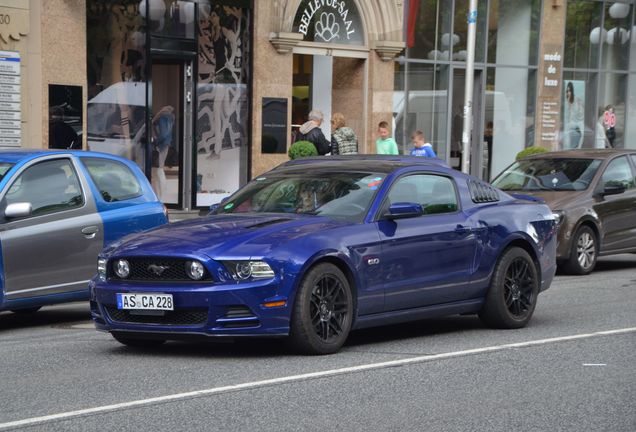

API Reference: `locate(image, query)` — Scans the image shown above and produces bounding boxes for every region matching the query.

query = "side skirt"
[353,298,484,330]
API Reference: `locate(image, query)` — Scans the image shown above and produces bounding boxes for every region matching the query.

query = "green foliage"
[288,140,318,160]
[516,146,548,160]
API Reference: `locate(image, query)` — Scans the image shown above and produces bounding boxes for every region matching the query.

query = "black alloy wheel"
[289,263,353,355]
[563,225,598,275]
[479,247,539,329]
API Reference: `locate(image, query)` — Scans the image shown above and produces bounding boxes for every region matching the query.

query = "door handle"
[82,226,99,238]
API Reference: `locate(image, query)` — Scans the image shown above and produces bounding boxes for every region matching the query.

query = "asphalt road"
[1,255,635,431]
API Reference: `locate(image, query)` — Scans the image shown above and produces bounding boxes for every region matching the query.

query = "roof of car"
[0,149,129,164]
[523,149,636,160]
[274,155,450,174]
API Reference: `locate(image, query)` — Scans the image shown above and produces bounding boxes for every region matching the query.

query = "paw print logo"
[314,12,340,43]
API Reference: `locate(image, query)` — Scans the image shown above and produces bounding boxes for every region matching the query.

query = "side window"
[81,157,143,202]
[4,159,83,216]
[387,174,458,214]
[601,157,635,190]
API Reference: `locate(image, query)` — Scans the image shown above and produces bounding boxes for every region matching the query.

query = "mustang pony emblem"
[148,264,169,276]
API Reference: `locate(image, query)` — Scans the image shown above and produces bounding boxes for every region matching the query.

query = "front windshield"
[0,162,14,181]
[214,171,386,222]
[492,158,602,192]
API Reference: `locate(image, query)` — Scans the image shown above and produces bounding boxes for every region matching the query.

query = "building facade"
[0,0,634,211]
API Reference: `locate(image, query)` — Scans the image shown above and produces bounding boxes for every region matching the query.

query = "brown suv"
[492,149,636,275]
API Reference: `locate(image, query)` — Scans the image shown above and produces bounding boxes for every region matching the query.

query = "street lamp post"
[461,0,478,175]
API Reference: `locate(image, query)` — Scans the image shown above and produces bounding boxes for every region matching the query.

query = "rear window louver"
[468,180,500,203]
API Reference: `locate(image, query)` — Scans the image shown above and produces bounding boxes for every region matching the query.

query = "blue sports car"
[91,156,557,354]
[0,150,167,314]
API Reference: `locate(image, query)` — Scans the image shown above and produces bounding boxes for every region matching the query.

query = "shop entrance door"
[450,69,484,178]
[292,52,367,152]
[150,59,194,208]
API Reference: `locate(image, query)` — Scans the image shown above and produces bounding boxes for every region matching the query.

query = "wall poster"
[562,80,585,150]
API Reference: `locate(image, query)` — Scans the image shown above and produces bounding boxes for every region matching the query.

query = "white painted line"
[582,363,607,366]
[1,326,635,430]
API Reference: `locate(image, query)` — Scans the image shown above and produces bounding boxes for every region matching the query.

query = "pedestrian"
[330,112,358,155]
[376,121,398,155]
[296,109,331,155]
[409,130,437,157]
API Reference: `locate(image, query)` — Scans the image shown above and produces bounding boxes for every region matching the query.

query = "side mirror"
[383,202,424,220]
[602,184,626,196]
[5,202,32,219]
[208,197,229,215]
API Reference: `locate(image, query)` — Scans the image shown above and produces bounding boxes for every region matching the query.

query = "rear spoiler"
[509,193,545,204]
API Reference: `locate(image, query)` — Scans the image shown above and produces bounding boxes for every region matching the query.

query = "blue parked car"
[91,156,557,354]
[0,150,168,314]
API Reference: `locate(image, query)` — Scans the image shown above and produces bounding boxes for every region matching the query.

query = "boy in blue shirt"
[410,130,437,157]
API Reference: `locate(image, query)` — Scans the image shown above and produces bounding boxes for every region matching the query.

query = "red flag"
[407,0,420,48]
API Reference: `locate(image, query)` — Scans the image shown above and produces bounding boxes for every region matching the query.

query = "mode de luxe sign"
[293,0,364,45]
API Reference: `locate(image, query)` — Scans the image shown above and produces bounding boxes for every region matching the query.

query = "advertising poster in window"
[196,4,249,207]
[562,80,585,150]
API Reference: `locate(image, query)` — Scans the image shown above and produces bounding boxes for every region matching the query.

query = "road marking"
[582,363,607,366]
[1,326,635,430]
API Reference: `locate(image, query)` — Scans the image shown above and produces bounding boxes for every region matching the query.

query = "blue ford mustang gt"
[91,156,557,354]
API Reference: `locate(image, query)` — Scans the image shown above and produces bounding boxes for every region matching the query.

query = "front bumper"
[90,278,291,338]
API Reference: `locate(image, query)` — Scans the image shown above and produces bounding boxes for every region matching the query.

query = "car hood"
[107,213,351,258]
[510,190,588,210]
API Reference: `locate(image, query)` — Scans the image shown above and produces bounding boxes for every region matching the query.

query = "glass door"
[150,59,193,207]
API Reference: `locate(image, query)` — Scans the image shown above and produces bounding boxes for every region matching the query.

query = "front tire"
[563,225,597,275]
[288,263,353,355]
[112,333,166,348]
[479,247,539,329]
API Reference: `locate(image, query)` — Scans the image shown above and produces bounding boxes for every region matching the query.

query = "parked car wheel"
[112,333,166,348]
[288,263,353,355]
[563,225,597,275]
[479,247,539,329]
[11,307,42,314]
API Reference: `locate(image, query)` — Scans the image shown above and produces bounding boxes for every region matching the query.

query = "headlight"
[185,260,206,280]
[222,260,275,281]
[114,259,130,279]
[97,258,107,281]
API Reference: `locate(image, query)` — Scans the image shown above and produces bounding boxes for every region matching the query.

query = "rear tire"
[562,225,597,275]
[288,263,353,355]
[479,247,539,329]
[112,333,166,348]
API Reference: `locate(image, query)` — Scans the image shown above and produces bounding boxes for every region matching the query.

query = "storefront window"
[487,0,540,66]
[406,0,452,60]
[145,0,196,39]
[601,2,633,71]
[598,72,628,148]
[292,0,364,45]
[453,0,488,63]
[564,1,603,69]
[487,67,533,177]
[196,3,250,207]
[86,1,147,168]
[393,62,449,157]
[626,74,636,149]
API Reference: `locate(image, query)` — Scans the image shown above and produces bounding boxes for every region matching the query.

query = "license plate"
[116,293,173,311]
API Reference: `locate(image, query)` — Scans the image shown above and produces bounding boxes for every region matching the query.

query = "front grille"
[107,257,212,282]
[105,307,208,325]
